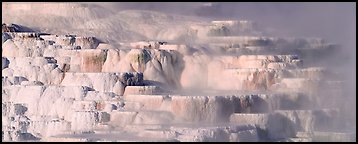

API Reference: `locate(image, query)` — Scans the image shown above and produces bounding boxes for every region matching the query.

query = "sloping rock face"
[2,4,354,142]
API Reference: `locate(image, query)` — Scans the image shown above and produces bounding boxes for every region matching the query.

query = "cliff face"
[2,3,355,142]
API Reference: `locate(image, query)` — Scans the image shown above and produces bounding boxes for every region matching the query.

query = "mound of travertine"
[2,21,354,142]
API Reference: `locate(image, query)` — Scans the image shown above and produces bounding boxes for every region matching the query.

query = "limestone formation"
[2,2,354,142]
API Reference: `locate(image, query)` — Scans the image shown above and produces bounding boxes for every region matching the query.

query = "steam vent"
[2,2,356,142]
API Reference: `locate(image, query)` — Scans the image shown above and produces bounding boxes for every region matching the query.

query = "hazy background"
[98,2,356,88]
[96,2,356,79]
[96,2,355,44]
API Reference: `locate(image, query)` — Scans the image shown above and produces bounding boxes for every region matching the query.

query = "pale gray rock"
[123,86,162,96]
[45,120,71,137]
[55,35,75,46]
[2,68,14,77]
[20,81,44,86]
[112,81,125,96]
[74,37,100,49]
[98,112,110,123]
[2,77,13,86]
[9,86,45,116]
[2,39,19,57]
[108,111,138,128]
[2,57,10,69]
[2,76,28,86]
[72,101,97,112]
[70,111,98,132]
[124,94,170,111]
[2,32,12,43]
[132,111,174,125]
[170,95,235,122]
[230,129,259,142]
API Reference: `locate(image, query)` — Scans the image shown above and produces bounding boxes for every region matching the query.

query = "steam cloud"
[106,2,356,131]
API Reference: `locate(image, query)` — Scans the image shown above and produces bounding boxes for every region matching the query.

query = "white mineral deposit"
[2,2,356,142]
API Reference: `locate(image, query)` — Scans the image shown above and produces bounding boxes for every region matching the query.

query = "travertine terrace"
[2,3,356,142]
